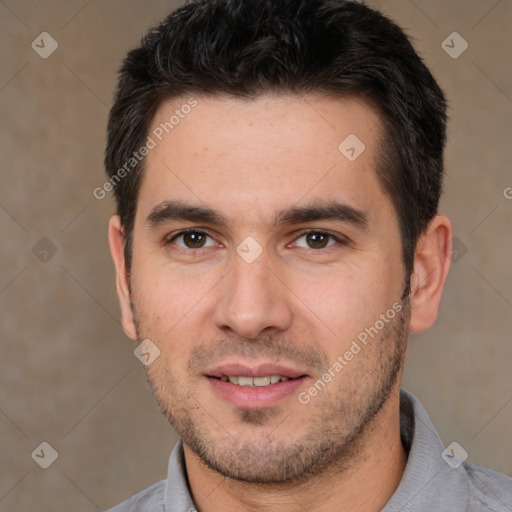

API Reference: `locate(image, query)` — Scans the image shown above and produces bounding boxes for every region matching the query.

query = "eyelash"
[165,228,348,251]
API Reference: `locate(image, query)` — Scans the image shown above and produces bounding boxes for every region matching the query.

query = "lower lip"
[207,377,308,409]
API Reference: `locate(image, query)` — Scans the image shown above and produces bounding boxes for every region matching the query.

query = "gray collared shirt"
[107,390,512,511]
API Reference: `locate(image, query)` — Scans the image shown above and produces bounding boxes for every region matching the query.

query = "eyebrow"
[274,202,368,230]
[145,199,368,231]
[146,200,227,228]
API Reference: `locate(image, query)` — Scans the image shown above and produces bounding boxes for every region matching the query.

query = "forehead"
[138,93,386,226]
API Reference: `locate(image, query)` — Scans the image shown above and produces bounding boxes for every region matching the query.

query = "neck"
[184,391,407,512]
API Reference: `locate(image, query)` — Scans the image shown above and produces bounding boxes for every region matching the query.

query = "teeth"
[222,375,291,387]
[238,376,254,387]
[253,376,271,387]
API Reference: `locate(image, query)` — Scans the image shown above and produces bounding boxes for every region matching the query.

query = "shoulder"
[464,462,512,512]
[105,480,166,512]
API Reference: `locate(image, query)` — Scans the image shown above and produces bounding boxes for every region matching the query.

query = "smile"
[218,375,291,387]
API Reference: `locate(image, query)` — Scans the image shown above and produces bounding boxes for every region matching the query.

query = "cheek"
[130,262,223,366]
[295,259,399,352]
[132,259,218,327]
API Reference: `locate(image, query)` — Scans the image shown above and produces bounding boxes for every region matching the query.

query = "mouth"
[205,362,310,409]
[215,375,294,387]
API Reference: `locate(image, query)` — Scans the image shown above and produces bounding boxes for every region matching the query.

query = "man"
[104,1,512,510]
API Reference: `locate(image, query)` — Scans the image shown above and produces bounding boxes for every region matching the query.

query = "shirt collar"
[382,390,469,511]
[164,438,196,511]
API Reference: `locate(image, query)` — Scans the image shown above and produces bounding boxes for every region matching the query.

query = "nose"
[213,249,293,340]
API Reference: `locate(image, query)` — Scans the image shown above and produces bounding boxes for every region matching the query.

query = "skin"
[109,94,452,511]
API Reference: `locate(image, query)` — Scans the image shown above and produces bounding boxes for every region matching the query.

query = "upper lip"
[205,362,309,379]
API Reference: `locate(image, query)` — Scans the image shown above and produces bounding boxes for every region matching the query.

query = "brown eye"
[305,232,330,249]
[171,230,215,249]
[183,232,207,248]
[294,231,338,250]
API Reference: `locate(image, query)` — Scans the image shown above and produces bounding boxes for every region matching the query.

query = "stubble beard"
[136,298,410,486]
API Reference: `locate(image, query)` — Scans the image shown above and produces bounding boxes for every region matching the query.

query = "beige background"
[0,1,511,510]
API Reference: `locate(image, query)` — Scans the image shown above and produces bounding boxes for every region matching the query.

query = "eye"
[168,230,217,249]
[293,231,342,250]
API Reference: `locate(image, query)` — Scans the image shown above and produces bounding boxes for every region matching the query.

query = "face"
[121,94,410,483]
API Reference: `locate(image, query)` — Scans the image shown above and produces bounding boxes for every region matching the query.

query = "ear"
[408,215,452,333]
[108,215,138,340]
